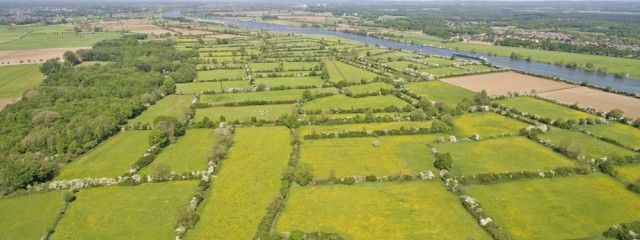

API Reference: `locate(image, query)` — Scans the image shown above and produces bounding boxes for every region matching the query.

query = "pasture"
[466,174,640,239]
[276,182,491,240]
[385,61,430,70]
[345,82,395,94]
[300,135,441,177]
[55,131,150,180]
[434,137,575,176]
[302,95,412,112]
[616,164,640,184]
[52,181,198,239]
[139,129,215,175]
[298,121,432,136]
[325,60,381,83]
[194,104,296,122]
[254,76,325,88]
[200,88,337,105]
[582,123,640,149]
[176,80,251,94]
[423,66,470,76]
[130,95,194,125]
[404,80,475,103]
[452,112,529,137]
[0,64,44,98]
[196,69,246,80]
[497,97,596,120]
[0,30,121,51]
[538,127,636,159]
[0,190,65,239]
[187,127,290,239]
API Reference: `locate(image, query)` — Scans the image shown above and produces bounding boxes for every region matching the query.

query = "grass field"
[385,61,430,70]
[139,129,215,175]
[404,80,475,103]
[446,42,640,79]
[452,112,529,137]
[434,137,575,176]
[52,181,198,239]
[298,121,432,136]
[194,104,295,122]
[176,81,251,94]
[55,131,150,180]
[131,95,193,124]
[345,82,395,94]
[423,57,456,67]
[302,95,412,112]
[0,64,45,98]
[325,60,381,83]
[582,123,640,149]
[187,127,291,239]
[0,190,65,239]
[276,182,491,240]
[497,97,596,120]
[538,127,636,159]
[248,62,279,71]
[254,76,325,88]
[196,69,246,80]
[200,88,337,104]
[423,67,470,76]
[464,64,495,72]
[466,174,640,239]
[301,135,442,177]
[0,31,121,51]
[616,164,640,184]
[370,51,421,61]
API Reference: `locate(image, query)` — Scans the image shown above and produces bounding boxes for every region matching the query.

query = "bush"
[434,152,453,170]
[603,221,640,239]
[558,140,585,159]
[293,164,313,186]
[606,109,624,119]
[149,129,169,148]
[175,207,199,228]
[365,175,377,182]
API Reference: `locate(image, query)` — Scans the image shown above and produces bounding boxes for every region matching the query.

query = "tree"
[434,152,453,170]
[39,58,61,75]
[430,119,451,133]
[302,89,313,101]
[5,159,45,189]
[411,108,427,120]
[163,78,176,94]
[149,129,169,147]
[606,109,624,119]
[63,51,80,65]
[473,90,490,105]
[558,140,585,158]
[294,163,314,186]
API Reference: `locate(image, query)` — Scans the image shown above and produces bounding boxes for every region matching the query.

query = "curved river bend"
[177,14,640,94]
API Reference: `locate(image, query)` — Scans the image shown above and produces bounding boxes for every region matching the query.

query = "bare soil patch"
[0,97,21,111]
[170,28,213,35]
[130,29,174,35]
[539,87,640,118]
[96,21,158,30]
[205,34,247,39]
[442,71,577,95]
[0,47,91,65]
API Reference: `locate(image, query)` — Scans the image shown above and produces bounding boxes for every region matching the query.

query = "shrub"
[603,221,640,239]
[558,140,585,159]
[606,109,624,119]
[365,175,377,182]
[434,152,453,170]
[175,207,199,228]
[149,129,169,148]
[293,163,313,186]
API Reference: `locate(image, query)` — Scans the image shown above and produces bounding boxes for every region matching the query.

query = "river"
[171,13,640,94]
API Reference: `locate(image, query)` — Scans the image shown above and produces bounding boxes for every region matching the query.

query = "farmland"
[276,182,491,239]
[194,104,295,122]
[0,64,44,98]
[130,95,194,125]
[302,95,412,112]
[434,137,575,176]
[200,88,337,105]
[405,80,475,103]
[452,112,528,137]
[538,127,636,159]
[582,123,640,149]
[139,129,215,174]
[0,190,66,239]
[254,76,325,88]
[0,26,121,51]
[187,127,290,239]
[176,80,251,94]
[497,97,597,120]
[466,174,640,239]
[325,60,381,83]
[443,71,576,95]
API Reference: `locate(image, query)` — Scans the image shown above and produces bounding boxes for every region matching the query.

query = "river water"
[174,13,640,93]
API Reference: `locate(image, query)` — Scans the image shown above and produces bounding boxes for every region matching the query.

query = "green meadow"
[0,64,45,98]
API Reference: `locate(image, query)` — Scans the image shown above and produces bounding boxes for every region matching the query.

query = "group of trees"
[497,38,639,59]
[0,35,195,194]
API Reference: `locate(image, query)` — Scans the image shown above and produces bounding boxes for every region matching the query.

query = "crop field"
[302,95,412,112]
[0,190,65,239]
[582,123,640,149]
[139,129,214,175]
[0,47,91,66]
[253,76,325,88]
[276,182,491,240]
[55,131,151,180]
[131,95,193,125]
[538,127,635,159]
[452,112,529,137]
[52,181,198,239]
[187,127,290,239]
[423,66,470,76]
[0,30,121,51]
[404,80,475,103]
[466,174,640,239]
[345,82,395,94]
[196,69,246,80]
[442,71,577,95]
[194,104,295,122]
[301,135,442,177]
[434,137,575,176]
[298,121,432,136]
[538,86,640,119]
[325,60,381,83]
[497,97,597,120]
[200,88,337,104]
[616,164,640,184]
[176,80,251,94]
[0,64,44,98]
